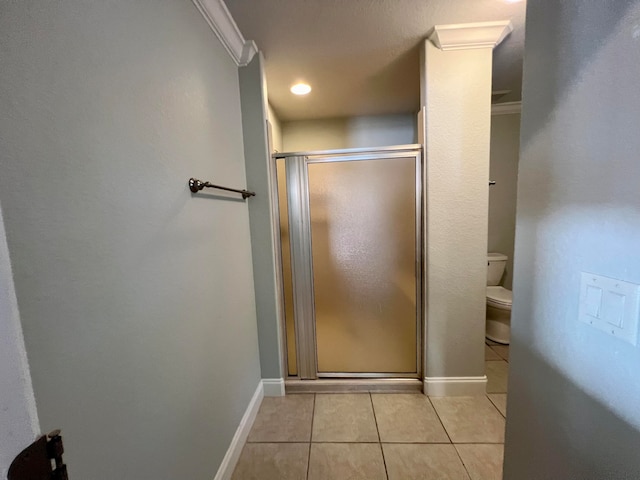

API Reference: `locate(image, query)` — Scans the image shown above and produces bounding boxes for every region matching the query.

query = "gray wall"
[0,2,261,479]
[505,1,640,478]
[421,41,491,385]
[488,113,521,289]
[240,54,284,380]
[267,103,283,153]
[0,203,39,477]
[282,114,417,152]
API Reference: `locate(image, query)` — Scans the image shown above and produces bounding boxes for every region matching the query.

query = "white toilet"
[486,253,513,344]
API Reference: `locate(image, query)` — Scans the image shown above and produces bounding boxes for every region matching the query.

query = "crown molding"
[192,0,257,66]
[492,101,522,115]
[429,21,513,51]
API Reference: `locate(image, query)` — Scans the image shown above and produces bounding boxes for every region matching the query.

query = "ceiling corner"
[192,0,257,66]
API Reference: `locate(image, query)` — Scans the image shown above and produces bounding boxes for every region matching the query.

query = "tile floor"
[232,343,509,480]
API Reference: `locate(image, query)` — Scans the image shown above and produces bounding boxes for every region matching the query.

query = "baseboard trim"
[424,376,487,396]
[262,378,285,397]
[213,381,264,480]
[491,101,522,115]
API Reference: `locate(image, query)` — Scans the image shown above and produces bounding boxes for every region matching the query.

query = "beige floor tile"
[486,360,509,393]
[312,394,379,442]
[455,444,504,480]
[430,396,505,443]
[487,394,507,417]
[371,394,449,443]
[247,394,314,442]
[308,443,386,480]
[485,345,501,360]
[491,345,509,361]
[383,443,470,480]
[231,443,309,480]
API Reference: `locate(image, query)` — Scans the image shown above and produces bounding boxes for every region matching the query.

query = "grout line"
[452,443,474,480]
[427,396,453,444]
[379,441,455,445]
[434,395,482,480]
[486,394,507,419]
[310,393,317,442]
[488,344,510,362]
[369,393,381,443]
[306,440,389,445]
[246,441,317,444]
[368,393,389,480]
[245,440,506,445]
[306,393,316,480]
[449,441,506,445]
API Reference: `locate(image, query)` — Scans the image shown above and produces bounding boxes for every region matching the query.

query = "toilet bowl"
[486,286,512,344]
[486,253,513,345]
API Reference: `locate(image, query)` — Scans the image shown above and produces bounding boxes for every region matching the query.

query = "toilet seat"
[486,286,512,310]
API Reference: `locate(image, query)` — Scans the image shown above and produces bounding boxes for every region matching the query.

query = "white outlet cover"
[579,272,640,346]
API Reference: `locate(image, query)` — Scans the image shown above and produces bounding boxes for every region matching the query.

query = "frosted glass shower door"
[307,154,420,375]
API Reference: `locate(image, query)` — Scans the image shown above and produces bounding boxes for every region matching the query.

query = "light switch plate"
[579,272,640,346]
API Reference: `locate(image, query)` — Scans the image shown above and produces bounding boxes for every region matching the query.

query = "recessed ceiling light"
[290,83,312,95]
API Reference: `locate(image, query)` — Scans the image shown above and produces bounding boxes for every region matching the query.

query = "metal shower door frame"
[274,145,424,380]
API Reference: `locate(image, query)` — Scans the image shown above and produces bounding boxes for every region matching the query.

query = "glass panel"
[308,157,417,373]
[276,159,297,376]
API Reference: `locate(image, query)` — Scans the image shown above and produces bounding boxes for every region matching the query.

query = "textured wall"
[504,1,640,478]
[0,2,261,478]
[282,114,417,152]
[267,103,283,153]
[488,113,521,289]
[422,41,491,380]
[240,55,284,380]
[0,203,39,477]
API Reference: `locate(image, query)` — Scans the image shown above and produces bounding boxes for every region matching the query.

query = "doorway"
[274,145,423,381]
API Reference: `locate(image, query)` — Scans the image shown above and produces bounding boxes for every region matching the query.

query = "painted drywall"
[282,114,417,152]
[267,103,283,153]
[0,2,261,479]
[240,54,284,380]
[0,203,39,478]
[504,1,640,478]
[421,41,491,380]
[488,113,521,289]
[283,117,350,151]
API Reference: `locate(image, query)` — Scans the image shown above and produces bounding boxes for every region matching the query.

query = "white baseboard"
[213,381,264,480]
[261,378,285,397]
[424,376,487,396]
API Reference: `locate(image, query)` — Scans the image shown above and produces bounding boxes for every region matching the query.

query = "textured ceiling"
[225,0,526,121]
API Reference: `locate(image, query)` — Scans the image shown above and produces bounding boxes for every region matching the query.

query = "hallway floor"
[232,343,509,480]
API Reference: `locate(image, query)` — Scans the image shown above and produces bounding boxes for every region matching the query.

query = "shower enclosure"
[274,145,423,381]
